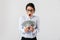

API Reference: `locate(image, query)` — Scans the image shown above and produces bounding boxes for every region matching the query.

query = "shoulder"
[33,15,40,19]
[18,15,25,20]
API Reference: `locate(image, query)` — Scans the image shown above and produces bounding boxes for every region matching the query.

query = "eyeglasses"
[27,9,34,12]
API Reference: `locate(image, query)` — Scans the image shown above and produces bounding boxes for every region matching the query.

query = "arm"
[18,16,26,33]
[32,17,40,33]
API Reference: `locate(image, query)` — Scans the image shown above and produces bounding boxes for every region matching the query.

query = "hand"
[29,26,34,32]
[24,27,29,32]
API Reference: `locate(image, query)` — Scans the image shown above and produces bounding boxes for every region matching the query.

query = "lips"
[28,27,30,29]
[29,14,31,16]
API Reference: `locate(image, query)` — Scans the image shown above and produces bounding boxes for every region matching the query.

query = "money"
[22,20,35,28]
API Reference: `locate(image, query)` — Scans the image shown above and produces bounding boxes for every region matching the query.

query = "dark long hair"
[26,3,35,11]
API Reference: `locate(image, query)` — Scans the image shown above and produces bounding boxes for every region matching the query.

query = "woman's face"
[26,6,35,17]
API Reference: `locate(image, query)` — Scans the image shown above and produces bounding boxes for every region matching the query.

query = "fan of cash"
[22,20,35,28]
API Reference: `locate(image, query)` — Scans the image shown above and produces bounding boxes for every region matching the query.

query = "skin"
[26,6,35,18]
[24,6,35,32]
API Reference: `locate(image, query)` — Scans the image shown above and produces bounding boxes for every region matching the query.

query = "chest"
[22,16,37,24]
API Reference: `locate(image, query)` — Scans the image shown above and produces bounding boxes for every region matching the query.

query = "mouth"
[28,27,30,29]
[29,14,31,16]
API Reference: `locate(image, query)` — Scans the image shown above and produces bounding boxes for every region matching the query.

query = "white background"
[0,0,60,40]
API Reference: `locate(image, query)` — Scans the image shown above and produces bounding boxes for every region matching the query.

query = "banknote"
[22,20,35,28]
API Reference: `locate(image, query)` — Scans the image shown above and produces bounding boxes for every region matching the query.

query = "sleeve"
[32,16,40,33]
[18,16,26,34]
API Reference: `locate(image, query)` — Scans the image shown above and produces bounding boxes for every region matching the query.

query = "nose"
[28,11,31,13]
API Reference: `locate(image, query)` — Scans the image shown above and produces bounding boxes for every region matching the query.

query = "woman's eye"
[27,9,33,12]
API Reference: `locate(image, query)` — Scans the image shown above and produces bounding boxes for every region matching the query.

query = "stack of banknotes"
[22,20,35,28]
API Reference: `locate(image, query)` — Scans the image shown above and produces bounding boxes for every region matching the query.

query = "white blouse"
[18,14,40,38]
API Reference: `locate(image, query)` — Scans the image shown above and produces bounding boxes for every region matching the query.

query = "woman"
[18,3,40,40]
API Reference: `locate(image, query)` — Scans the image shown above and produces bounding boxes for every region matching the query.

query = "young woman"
[18,3,40,40]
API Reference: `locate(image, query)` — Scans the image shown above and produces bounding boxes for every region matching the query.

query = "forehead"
[27,6,33,9]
